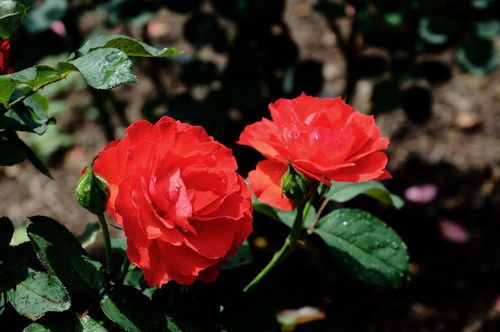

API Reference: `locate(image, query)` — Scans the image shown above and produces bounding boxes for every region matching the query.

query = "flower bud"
[280,163,314,206]
[75,163,109,214]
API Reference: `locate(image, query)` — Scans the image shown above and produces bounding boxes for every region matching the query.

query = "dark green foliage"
[457,39,497,75]
[220,240,253,270]
[23,0,68,34]
[182,59,219,86]
[100,286,169,332]
[314,0,499,122]
[0,33,180,176]
[221,295,280,332]
[184,14,227,50]
[283,60,323,97]
[7,270,71,320]
[27,216,104,295]
[0,217,13,257]
[24,312,107,332]
[315,209,410,289]
[327,181,404,209]
[371,80,401,114]
[0,131,27,166]
[402,86,432,124]
[419,61,452,84]
[0,0,27,39]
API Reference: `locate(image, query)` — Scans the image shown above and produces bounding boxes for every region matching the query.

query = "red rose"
[238,93,391,210]
[0,39,10,74]
[92,116,253,287]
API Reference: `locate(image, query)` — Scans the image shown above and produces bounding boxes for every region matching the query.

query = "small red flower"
[92,116,253,287]
[0,39,10,74]
[238,93,391,210]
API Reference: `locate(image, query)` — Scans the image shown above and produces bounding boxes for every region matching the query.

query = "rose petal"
[248,160,294,210]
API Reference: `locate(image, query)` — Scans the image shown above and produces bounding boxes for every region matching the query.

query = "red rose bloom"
[238,93,391,210]
[0,39,10,74]
[92,116,253,287]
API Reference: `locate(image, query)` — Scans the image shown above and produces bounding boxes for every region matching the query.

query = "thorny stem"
[243,201,312,293]
[97,213,112,273]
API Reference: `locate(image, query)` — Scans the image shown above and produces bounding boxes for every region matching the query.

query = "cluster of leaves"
[0,216,274,331]
[0,180,408,330]
[315,0,500,123]
[255,180,408,289]
[0,0,180,175]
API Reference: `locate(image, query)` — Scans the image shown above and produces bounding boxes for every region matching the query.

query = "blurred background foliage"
[9,0,499,167]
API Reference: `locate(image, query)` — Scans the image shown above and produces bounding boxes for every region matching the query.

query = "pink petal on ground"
[50,20,66,36]
[438,219,470,244]
[405,184,438,203]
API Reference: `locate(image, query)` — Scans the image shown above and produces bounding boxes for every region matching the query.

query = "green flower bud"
[280,163,314,206]
[75,163,109,215]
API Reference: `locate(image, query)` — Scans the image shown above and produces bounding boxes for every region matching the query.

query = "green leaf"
[100,286,170,332]
[81,315,108,332]
[0,242,39,291]
[23,138,53,179]
[419,16,460,45]
[78,34,182,58]
[252,198,316,228]
[0,0,28,39]
[123,268,147,290]
[384,12,403,27]
[4,64,74,89]
[27,216,104,295]
[77,222,101,248]
[327,181,404,209]
[0,95,50,134]
[222,295,280,332]
[474,20,500,39]
[0,131,27,166]
[457,39,497,75]
[0,291,5,315]
[0,131,53,178]
[24,0,68,34]
[111,237,127,255]
[7,269,71,320]
[0,77,16,105]
[10,222,29,246]
[71,48,137,89]
[221,240,253,270]
[23,312,108,332]
[472,0,495,9]
[0,217,14,257]
[315,209,409,289]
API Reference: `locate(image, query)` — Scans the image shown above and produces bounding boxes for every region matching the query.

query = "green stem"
[307,197,330,235]
[6,72,71,111]
[119,256,131,281]
[97,213,112,273]
[243,201,311,293]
